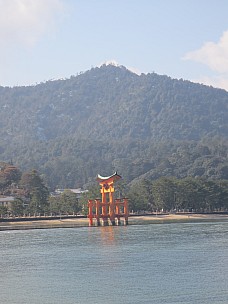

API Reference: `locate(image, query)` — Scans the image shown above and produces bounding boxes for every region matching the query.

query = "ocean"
[1,221,227,304]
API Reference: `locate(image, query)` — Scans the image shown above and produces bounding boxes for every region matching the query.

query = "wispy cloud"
[0,0,65,47]
[183,31,228,91]
[183,31,228,73]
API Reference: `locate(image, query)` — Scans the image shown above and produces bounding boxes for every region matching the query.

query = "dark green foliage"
[61,190,80,214]
[49,190,80,215]
[10,198,24,216]
[78,185,100,215]
[129,177,228,212]
[0,205,7,216]
[152,177,177,211]
[20,169,49,214]
[128,180,151,212]
[0,162,22,191]
[0,160,227,216]
[0,64,227,188]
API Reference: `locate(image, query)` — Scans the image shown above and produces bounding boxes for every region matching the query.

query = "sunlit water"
[1,221,228,304]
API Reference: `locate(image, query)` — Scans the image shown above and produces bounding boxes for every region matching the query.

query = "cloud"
[183,31,228,73]
[0,0,65,47]
[183,31,228,91]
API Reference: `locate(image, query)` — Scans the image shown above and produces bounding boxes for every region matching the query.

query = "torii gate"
[88,172,128,226]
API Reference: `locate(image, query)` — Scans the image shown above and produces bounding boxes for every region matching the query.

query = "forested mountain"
[0,64,227,189]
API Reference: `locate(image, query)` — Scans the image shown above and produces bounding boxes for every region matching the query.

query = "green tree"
[202,180,223,211]
[176,178,206,211]
[0,205,7,217]
[10,198,24,216]
[20,170,49,215]
[128,180,151,212]
[78,185,100,215]
[49,196,61,215]
[114,179,129,199]
[0,162,22,191]
[217,180,228,210]
[59,190,80,214]
[151,177,177,211]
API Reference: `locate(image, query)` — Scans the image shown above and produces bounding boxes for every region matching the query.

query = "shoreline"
[0,213,227,231]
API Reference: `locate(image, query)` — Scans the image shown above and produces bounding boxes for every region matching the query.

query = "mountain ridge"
[0,64,227,188]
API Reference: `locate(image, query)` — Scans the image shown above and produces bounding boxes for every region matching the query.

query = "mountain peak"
[99,60,120,67]
[98,60,140,75]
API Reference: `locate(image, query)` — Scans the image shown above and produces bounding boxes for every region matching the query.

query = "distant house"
[68,189,88,198]
[0,196,15,210]
[51,188,88,199]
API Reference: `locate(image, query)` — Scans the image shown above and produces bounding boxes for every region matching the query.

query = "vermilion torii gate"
[88,172,129,226]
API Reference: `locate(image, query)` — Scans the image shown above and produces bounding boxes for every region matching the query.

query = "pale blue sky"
[1,0,228,90]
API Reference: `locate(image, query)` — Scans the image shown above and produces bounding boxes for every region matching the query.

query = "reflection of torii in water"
[88,172,129,226]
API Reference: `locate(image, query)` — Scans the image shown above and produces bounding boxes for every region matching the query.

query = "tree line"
[0,163,80,217]
[0,161,227,217]
[127,177,228,213]
[79,177,228,215]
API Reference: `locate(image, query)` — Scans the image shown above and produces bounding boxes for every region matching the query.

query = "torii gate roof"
[97,171,121,183]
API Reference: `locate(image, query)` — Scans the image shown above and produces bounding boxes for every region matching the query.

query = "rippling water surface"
[1,221,228,304]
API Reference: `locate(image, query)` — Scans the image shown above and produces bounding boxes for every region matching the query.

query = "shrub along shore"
[0,213,227,231]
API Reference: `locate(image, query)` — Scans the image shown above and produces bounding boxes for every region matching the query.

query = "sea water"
[0,221,228,304]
